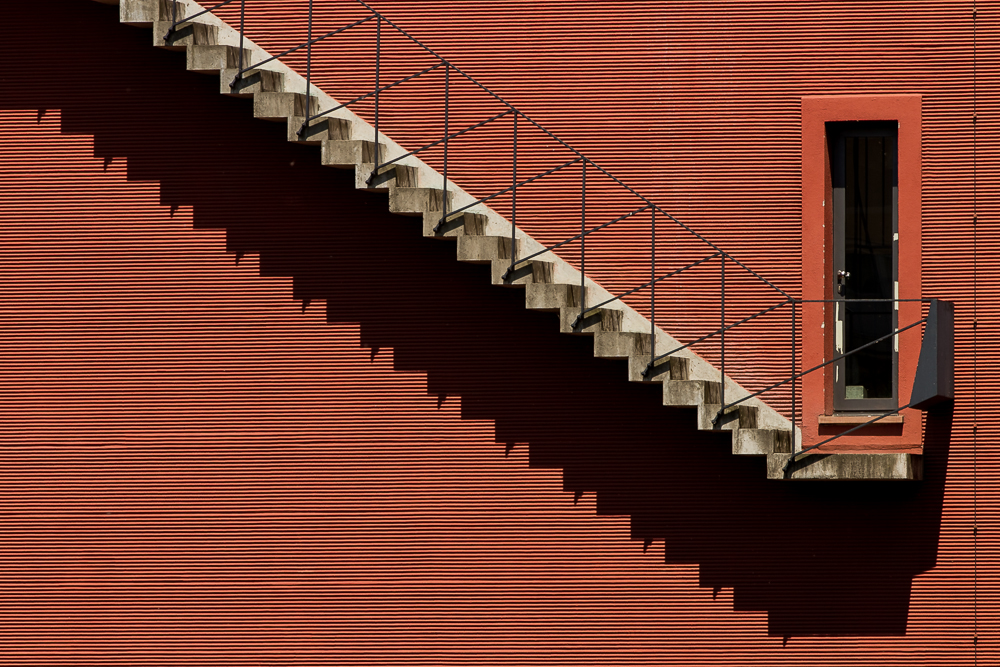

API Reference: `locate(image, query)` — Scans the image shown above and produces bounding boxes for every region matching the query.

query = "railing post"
[792,299,797,447]
[165,0,179,42]
[442,62,449,226]
[720,253,725,412]
[650,207,656,373]
[510,111,517,278]
[375,14,381,162]
[580,159,587,328]
[305,0,313,124]
[238,0,245,74]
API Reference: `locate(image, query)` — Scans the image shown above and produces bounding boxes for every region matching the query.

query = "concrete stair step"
[253,92,318,121]
[356,163,420,192]
[559,305,624,334]
[696,403,758,432]
[121,0,180,27]
[221,67,285,97]
[638,353,683,384]
[388,188,454,216]
[491,258,555,286]
[591,331,686,382]
[663,379,722,407]
[735,428,793,456]
[525,283,579,312]
[592,331,649,360]
[424,212,486,239]
[456,236,518,264]
[322,139,378,167]
[153,19,218,50]
[187,45,252,75]
[287,116,352,144]
[665,375,792,455]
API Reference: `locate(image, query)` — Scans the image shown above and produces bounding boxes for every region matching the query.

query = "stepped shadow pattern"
[0,0,951,637]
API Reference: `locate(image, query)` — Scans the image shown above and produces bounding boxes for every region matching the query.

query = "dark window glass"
[830,123,898,411]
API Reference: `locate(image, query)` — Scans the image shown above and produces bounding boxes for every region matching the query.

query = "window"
[828,122,898,412]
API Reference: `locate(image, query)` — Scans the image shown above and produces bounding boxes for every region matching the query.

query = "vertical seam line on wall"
[972,0,978,660]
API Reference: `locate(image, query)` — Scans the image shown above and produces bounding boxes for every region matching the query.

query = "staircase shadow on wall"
[1,0,952,638]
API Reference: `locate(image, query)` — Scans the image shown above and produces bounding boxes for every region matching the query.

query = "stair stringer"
[94,0,921,481]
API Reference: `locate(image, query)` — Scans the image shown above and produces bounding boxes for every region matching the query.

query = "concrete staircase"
[91,0,921,481]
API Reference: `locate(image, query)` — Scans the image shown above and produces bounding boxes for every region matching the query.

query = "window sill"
[818,414,904,425]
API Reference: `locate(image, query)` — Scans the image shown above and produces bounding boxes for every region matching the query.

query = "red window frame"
[800,95,923,453]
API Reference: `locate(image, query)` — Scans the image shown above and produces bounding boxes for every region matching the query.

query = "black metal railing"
[164,0,945,457]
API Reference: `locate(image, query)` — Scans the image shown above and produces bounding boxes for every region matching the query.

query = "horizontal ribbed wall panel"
[0,0,996,663]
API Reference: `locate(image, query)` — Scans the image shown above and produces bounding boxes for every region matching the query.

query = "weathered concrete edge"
[766,453,922,480]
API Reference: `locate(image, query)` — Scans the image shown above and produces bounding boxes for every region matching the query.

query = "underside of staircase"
[88,0,921,481]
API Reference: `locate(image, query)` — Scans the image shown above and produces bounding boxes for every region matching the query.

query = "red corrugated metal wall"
[0,0,997,663]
